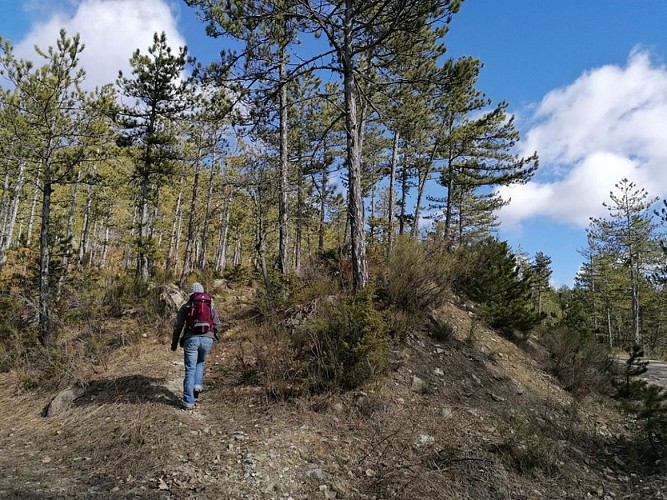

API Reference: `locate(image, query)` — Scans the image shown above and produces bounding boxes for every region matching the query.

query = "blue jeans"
[182,336,214,407]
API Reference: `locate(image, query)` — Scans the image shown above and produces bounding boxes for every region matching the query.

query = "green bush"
[613,344,649,399]
[631,384,667,458]
[455,238,544,337]
[541,326,612,396]
[293,286,389,391]
[615,345,667,463]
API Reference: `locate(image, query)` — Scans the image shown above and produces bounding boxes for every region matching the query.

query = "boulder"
[160,284,187,312]
[46,384,86,417]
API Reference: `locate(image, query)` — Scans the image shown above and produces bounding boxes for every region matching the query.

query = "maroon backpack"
[186,292,214,335]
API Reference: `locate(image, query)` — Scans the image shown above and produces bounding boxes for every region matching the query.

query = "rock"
[490,393,506,402]
[46,384,86,417]
[389,349,410,367]
[322,487,337,499]
[442,407,453,419]
[160,283,188,312]
[332,403,344,413]
[265,482,277,494]
[434,368,444,376]
[308,469,324,480]
[213,279,227,290]
[416,434,435,446]
[410,375,425,393]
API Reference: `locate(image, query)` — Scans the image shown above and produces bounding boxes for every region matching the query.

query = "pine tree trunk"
[294,171,303,276]
[607,305,613,348]
[387,131,398,253]
[214,197,231,272]
[318,159,328,252]
[180,156,201,288]
[167,174,185,274]
[57,169,81,300]
[342,14,367,290]
[26,184,39,247]
[197,159,216,270]
[78,176,95,267]
[100,224,110,269]
[399,152,408,236]
[631,258,641,345]
[443,156,455,245]
[0,161,26,269]
[278,49,290,276]
[39,181,53,346]
[0,170,10,234]
[233,234,242,267]
[124,207,138,270]
[136,174,151,283]
[411,141,437,238]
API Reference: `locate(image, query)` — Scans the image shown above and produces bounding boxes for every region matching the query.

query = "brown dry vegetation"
[1,282,666,499]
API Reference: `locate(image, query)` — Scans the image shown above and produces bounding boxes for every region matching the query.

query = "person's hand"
[171,343,178,351]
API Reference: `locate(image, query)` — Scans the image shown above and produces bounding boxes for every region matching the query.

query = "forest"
[1,1,666,400]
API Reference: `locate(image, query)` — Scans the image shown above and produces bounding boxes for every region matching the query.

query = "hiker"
[171,282,221,409]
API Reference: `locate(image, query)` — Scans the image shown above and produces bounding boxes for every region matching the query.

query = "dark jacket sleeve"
[172,304,188,348]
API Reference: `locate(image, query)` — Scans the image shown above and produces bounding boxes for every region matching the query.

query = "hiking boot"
[181,400,196,410]
[194,385,205,400]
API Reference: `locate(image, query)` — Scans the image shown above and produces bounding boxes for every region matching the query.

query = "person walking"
[171,282,221,409]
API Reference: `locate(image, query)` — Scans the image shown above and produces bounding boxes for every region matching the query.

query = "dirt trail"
[0,286,301,499]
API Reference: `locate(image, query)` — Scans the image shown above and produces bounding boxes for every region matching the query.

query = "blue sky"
[2,0,667,287]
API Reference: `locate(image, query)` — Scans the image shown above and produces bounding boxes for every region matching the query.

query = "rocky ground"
[0,283,666,499]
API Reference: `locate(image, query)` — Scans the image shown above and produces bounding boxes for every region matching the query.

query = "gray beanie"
[190,282,204,294]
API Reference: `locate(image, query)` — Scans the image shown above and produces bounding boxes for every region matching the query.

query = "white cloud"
[498,152,639,229]
[14,0,186,90]
[500,49,667,230]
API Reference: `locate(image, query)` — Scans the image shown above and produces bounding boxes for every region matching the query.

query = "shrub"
[293,286,389,391]
[382,237,453,314]
[632,384,667,459]
[613,344,649,399]
[495,413,563,476]
[455,238,544,337]
[615,345,667,463]
[541,326,612,396]
[0,274,39,372]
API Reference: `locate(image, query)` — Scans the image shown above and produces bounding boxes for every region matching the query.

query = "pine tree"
[587,179,661,346]
[116,31,190,284]
[531,251,552,315]
[186,0,463,290]
[456,238,544,336]
[428,57,538,247]
[0,30,108,345]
